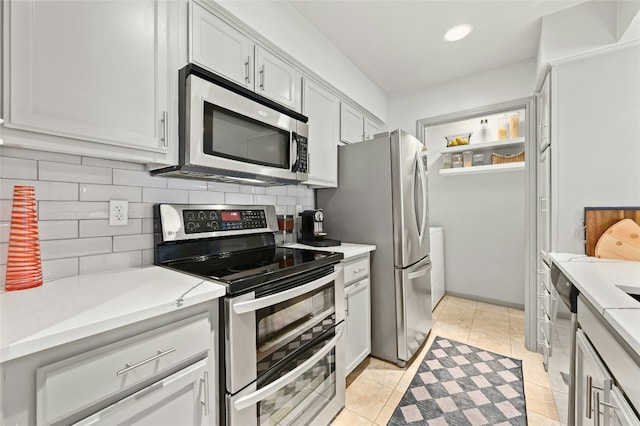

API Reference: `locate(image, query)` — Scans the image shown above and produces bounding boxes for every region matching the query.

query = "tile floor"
[332,295,562,426]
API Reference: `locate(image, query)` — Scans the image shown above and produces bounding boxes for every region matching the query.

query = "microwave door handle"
[232,267,342,314]
[234,323,344,410]
[290,132,298,171]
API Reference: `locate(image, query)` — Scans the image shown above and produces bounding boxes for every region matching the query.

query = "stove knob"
[186,222,196,231]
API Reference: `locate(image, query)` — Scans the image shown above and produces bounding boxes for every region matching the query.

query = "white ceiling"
[288,0,585,94]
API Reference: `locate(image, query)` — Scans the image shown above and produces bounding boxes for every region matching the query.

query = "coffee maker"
[298,209,341,247]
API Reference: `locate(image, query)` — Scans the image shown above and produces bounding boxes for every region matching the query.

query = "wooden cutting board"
[585,207,640,256]
[595,219,640,261]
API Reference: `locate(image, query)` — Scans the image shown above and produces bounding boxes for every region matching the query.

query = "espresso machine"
[298,209,341,247]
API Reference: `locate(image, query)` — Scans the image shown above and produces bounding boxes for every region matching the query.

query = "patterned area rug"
[388,336,527,425]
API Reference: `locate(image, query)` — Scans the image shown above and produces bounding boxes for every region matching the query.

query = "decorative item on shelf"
[5,185,43,291]
[442,153,452,169]
[473,153,485,166]
[491,151,525,164]
[497,114,509,140]
[509,111,520,138]
[480,119,488,142]
[445,132,471,147]
[463,151,473,167]
[452,153,463,168]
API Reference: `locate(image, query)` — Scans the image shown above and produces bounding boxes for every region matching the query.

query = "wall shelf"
[440,136,525,154]
[439,162,525,176]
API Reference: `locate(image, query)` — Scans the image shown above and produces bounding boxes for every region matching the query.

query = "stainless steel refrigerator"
[317,129,431,367]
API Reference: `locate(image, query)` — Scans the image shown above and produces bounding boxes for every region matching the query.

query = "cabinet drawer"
[37,314,211,425]
[344,256,369,286]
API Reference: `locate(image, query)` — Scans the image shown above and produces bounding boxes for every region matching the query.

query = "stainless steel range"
[154,204,345,426]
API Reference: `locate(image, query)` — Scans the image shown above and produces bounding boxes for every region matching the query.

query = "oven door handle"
[232,267,342,314]
[233,322,344,411]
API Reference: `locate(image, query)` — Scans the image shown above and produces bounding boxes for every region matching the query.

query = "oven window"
[203,102,290,169]
[256,283,335,376]
[258,341,336,426]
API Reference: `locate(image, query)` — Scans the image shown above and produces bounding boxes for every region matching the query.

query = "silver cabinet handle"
[593,390,600,426]
[586,375,593,418]
[116,347,176,376]
[161,111,168,147]
[353,267,366,274]
[201,371,210,415]
[234,323,344,410]
[245,57,250,84]
[345,295,349,316]
[259,64,265,90]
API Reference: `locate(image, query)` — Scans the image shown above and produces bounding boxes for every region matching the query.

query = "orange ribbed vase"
[5,186,43,291]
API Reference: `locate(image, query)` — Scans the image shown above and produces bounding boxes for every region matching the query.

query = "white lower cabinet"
[34,312,216,426]
[73,359,211,426]
[343,253,371,375]
[575,329,612,426]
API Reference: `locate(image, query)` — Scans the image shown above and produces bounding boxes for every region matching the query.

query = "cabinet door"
[255,47,301,111]
[6,0,171,157]
[608,385,640,426]
[190,1,253,89]
[340,103,365,144]
[364,118,381,140]
[538,73,551,151]
[537,146,551,261]
[575,330,613,426]
[302,79,339,187]
[74,359,212,426]
[345,279,371,375]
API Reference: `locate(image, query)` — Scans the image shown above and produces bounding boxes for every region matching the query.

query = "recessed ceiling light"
[444,24,473,42]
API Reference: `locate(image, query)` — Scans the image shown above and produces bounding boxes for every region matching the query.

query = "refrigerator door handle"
[408,261,431,279]
[412,150,428,244]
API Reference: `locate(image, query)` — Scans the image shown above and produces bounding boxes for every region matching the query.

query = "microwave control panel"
[183,209,267,234]
[295,134,308,173]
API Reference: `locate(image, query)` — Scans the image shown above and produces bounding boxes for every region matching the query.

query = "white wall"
[553,44,640,253]
[386,59,536,306]
[216,0,387,122]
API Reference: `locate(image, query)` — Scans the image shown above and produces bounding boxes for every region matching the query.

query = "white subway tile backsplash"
[188,190,224,204]
[39,220,79,240]
[81,156,146,171]
[141,248,154,265]
[0,157,37,179]
[43,258,79,282]
[39,201,109,220]
[39,161,111,184]
[240,185,266,195]
[225,192,253,204]
[254,195,277,206]
[167,178,208,191]
[143,188,188,204]
[142,218,154,234]
[1,179,79,201]
[128,203,155,219]
[1,146,81,164]
[0,147,318,286]
[79,251,142,275]
[40,237,112,260]
[79,219,142,237]
[80,184,142,202]
[265,186,288,196]
[0,223,9,243]
[208,182,240,193]
[276,196,296,206]
[113,169,166,188]
[113,234,154,252]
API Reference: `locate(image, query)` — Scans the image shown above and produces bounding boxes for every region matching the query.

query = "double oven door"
[225,265,345,426]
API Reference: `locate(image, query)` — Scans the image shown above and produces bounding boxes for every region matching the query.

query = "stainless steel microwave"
[151,65,309,185]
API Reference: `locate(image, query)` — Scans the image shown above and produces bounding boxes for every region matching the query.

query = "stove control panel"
[183,209,267,234]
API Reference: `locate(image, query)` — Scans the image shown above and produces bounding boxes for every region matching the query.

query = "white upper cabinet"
[255,47,301,111]
[302,79,339,187]
[189,2,301,112]
[364,118,382,140]
[190,1,253,89]
[4,0,177,164]
[340,103,365,143]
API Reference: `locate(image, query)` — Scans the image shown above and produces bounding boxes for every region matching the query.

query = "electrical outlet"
[109,200,128,226]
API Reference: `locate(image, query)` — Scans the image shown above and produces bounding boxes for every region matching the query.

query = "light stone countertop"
[0,266,226,363]
[284,242,376,260]
[549,253,640,355]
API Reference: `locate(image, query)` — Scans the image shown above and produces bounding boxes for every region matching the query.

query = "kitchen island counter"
[0,266,226,363]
